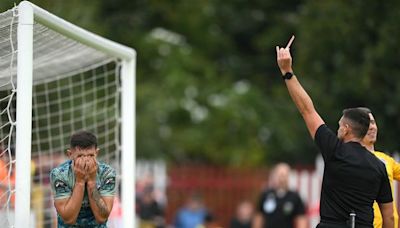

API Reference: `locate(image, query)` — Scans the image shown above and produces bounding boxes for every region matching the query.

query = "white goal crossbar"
[15,1,136,227]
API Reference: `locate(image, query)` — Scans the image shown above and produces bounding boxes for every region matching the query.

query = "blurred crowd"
[135,162,306,228]
[1,143,307,228]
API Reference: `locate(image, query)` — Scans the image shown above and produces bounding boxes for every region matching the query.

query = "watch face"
[283,72,293,79]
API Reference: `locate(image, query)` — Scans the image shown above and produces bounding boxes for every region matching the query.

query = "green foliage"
[2,0,400,166]
[297,0,400,153]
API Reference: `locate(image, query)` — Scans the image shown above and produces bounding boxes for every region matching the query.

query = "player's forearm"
[382,216,394,228]
[87,181,110,223]
[61,182,85,224]
[380,202,394,228]
[285,76,316,116]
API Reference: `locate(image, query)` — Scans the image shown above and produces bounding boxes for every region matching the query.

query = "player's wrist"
[76,174,87,183]
[75,180,85,186]
[87,181,96,188]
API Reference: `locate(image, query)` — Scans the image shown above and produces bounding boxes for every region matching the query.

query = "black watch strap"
[282,72,294,80]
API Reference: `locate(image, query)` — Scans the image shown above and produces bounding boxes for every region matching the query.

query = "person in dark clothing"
[275,36,394,228]
[254,163,306,228]
[230,200,254,228]
[137,186,164,228]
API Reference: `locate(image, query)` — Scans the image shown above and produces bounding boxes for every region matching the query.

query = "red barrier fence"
[165,165,271,227]
[161,159,400,228]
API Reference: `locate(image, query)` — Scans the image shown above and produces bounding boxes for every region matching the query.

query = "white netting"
[0,8,18,228]
[0,6,123,228]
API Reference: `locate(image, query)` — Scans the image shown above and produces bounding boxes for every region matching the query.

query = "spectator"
[137,185,165,228]
[230,200,254,228]
[253,163,307,228]
[175,193,208,228]
[202,212,221,228]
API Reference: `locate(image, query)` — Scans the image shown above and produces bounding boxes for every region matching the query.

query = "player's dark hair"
[70,130,97,149]
[342,108,370,139]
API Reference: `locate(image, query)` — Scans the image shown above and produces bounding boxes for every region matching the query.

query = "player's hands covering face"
[73,156,87,183]
[85,157,97,183]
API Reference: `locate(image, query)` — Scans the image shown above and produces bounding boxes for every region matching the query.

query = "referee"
[275,36,394,228]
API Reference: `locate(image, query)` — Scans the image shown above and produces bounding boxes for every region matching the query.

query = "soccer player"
[254,163,307,228]
[50,131,116,227]
[275,36,394,227]
[359,107,400,228]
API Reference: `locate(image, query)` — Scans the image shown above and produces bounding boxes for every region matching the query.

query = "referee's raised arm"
[275,35,324,139]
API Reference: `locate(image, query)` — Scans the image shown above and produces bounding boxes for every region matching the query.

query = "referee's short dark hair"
[342,108,370,139]
[70,130,98,149]
[356,107,372,114]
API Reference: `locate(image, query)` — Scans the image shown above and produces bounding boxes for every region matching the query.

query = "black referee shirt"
[315,124,392,227]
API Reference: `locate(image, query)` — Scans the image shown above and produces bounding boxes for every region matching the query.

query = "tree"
[3,0,398,166]
[297,0,400,153]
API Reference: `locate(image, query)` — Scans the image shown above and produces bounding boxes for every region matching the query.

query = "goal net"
[0,2,135,228]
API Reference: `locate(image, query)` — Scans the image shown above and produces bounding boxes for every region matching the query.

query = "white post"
[15,2,33,228]
[121,58,136,228]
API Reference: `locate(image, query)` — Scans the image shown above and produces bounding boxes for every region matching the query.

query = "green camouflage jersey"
[50,160,116,228]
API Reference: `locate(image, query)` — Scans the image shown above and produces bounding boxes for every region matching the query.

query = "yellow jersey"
[372,151,400,228]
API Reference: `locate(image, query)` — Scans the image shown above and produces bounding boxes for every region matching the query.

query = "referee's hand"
[276,35,294,75]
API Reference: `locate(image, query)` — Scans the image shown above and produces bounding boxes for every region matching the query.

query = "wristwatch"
[282,72,294,80]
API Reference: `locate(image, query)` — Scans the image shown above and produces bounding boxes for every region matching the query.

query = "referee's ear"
[344,124,351,135]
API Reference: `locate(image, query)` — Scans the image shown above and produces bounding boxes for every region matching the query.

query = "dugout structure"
[0,1,136,227]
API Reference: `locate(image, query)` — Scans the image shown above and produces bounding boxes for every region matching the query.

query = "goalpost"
[0,1,136,227]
